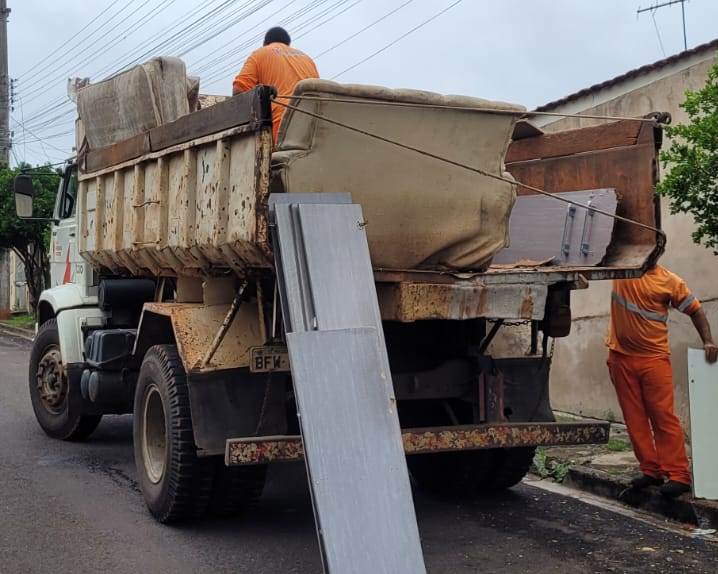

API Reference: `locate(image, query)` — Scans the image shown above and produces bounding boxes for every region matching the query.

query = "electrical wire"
[17,1,125,80]
[314,0,415,59]
[18,0,144,90]
[21,0,175,104]
[331,0,464,79]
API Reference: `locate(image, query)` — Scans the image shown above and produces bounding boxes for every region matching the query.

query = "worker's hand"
[705,342,718,364]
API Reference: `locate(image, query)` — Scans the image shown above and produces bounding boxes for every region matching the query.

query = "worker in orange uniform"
[606,264,718,498]
[232,27,319,144]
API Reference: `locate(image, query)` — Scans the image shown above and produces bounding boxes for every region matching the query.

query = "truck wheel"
[209,462,267,516]
[133,345,214,523]
[409,450,496,497]
[29,319,102,441]
[485,446,536,490]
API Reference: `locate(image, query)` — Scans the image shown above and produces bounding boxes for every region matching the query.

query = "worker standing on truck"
[232,26,319,144]
[606,264,718,498]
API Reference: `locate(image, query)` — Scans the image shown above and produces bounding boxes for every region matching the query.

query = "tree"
[0,164,60,314]
[656,60,718,254]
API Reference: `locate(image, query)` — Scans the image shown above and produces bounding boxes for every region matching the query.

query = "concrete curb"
[562,465,718,530]
[0,323,34,342]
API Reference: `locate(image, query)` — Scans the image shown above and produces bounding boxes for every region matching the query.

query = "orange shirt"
[606,265,701,357]
[232,43,319,143]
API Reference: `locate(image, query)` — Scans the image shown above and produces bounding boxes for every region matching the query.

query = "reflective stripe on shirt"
[611,291,668,324]
[677,294,696,313]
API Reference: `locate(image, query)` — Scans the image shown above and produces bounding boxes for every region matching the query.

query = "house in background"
[0,248,29,317]
[533,39,718,431]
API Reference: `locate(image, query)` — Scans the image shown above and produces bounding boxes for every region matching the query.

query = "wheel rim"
[36,345,67,415]
[142,385,167,484]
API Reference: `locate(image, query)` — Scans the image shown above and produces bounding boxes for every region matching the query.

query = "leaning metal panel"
[288,328,425,574]
[270,194,425,574]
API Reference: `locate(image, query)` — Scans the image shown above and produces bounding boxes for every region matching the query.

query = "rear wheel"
[133,345,214,523]
[403,400,536,497]
[29,319,102,440]
[209,462,267,516]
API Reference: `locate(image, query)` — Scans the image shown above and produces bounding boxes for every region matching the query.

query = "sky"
[7,0,718,166]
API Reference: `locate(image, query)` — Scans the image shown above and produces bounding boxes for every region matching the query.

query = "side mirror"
[14,174,36,218]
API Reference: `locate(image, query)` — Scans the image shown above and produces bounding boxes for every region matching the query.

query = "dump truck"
[15,58,665,528]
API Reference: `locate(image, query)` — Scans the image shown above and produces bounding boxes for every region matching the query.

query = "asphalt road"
[1,332,717,574]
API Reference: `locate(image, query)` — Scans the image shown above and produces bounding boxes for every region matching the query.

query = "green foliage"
[606,437,632,452]
[656,59,718,253]
[0,163,58,249]
[0,163,61,312]
[532,448,571,483]
[0,313,35,329]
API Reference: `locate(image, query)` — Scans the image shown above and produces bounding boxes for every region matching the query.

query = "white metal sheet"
[687,347,718,499]
[287,328,425,574]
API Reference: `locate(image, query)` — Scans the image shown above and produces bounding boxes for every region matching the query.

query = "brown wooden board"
[81,86,273,174]
[506,122,661,269]
[83,132,150,174]
[149,85,273,152]
[506,119,643,163]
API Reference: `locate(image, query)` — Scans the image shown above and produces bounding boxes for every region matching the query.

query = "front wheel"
[29,319,102,440]
[133,345,215,523]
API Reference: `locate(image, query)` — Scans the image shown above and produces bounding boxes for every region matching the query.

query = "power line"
[314,0,415,59]
[16,1,117,79]
[20,0,169,104]
[18,0,143,88]
[331,0,464,80]
[11,114,71,156]
[25,0,174,102]
[198,0,347,86]
[18,0,226,128]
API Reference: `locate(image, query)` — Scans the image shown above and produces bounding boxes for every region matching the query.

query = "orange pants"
[607,351,690,485]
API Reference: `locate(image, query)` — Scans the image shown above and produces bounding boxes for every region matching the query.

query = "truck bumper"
[225,421,609,466]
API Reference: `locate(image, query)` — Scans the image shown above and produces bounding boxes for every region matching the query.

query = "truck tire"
[133,345,215,523]
[29,319,102,441]
[209,462,267,516]
[408,449,496,498]
[403,401,535,497]
[486,446,536,490]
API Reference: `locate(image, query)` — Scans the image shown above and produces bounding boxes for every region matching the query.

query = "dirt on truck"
[16,56,664,532]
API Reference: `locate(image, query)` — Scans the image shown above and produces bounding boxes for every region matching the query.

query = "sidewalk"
[532,416,718,531]
[0,320,34,341]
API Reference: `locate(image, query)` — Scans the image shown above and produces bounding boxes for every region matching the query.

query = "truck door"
[50,166,88,289]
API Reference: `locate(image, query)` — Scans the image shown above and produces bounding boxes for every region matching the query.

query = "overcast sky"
[7,0,718,166]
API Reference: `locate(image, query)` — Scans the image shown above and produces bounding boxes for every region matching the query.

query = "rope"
[273,94,662,123]
[272,98,665,238]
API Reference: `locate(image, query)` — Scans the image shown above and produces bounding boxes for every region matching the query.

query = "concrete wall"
[539,55,718,431]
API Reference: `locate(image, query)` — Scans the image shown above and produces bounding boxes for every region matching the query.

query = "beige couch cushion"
[272,80,523,271]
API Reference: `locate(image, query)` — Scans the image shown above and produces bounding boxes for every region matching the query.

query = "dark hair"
[264,27,291,46]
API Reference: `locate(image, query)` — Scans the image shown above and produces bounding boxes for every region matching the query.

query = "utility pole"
[637,0,688,52]
[0,0,9,165]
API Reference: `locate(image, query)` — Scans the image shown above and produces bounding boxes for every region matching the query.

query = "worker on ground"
[232,26,319,144]
[606,264,717,498]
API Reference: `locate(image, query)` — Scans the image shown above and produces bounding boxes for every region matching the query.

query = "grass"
[606,437,632,452]
[0,313,35,330]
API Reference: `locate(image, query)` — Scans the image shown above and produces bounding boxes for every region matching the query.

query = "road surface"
[1,332,716,574]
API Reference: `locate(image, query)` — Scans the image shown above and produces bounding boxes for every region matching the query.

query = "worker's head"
[264,27,291,46]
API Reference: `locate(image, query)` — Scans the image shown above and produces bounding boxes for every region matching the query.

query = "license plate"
[250,345,290,373]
